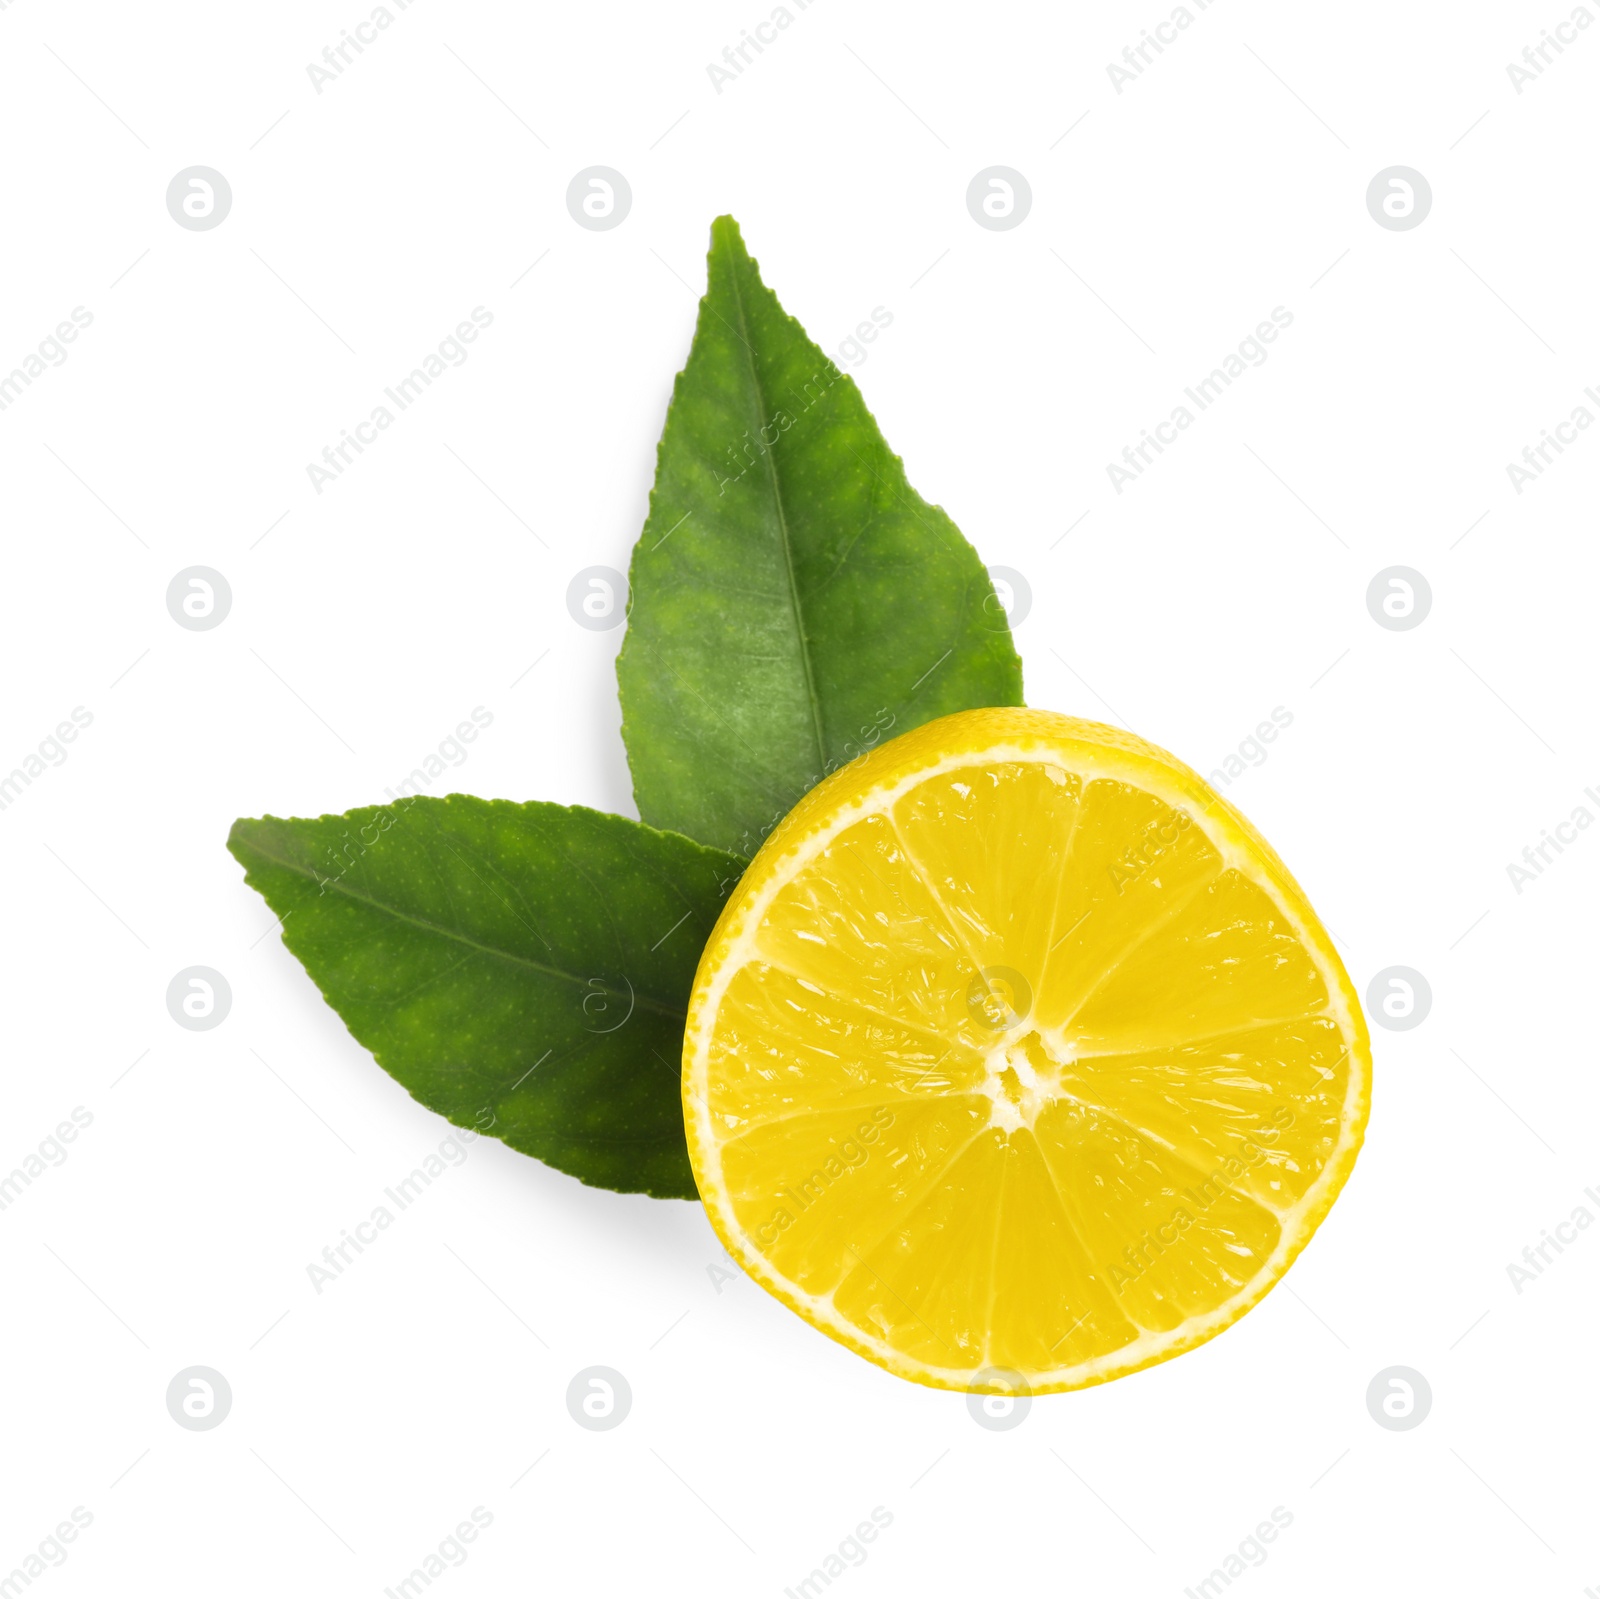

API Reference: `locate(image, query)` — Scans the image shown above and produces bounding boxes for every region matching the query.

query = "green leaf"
[617,214,1024,858]
[228,797,744,1199]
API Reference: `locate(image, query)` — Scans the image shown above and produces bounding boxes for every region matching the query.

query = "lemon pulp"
[683,709,1369,1392]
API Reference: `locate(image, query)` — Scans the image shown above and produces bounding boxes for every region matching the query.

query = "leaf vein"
[238,835,688,1022]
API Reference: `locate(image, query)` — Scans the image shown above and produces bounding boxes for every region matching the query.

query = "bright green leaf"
[617,214,1024,858]
[228,797,744,1199]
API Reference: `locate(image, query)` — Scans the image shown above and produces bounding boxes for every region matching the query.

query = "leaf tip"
[709,213,748,258]
[225,814,259,863]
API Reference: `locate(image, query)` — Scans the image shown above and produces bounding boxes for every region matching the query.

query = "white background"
[2,1,1597,1594]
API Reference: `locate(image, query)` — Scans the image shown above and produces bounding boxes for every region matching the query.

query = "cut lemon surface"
[683,708,1370,1393]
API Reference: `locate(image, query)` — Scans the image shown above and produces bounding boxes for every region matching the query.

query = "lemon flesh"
[683,709,1369,1393]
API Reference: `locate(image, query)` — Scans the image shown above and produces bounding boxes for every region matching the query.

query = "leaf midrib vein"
[240,836,688,1022]
[724,252,829,774]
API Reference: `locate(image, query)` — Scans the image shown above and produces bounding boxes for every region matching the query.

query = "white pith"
[977,1025,1076,1132]
[684,737,1369,1393]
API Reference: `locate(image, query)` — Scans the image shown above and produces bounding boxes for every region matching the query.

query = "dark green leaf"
[228,797,744,1198]
[617,214,1024,857]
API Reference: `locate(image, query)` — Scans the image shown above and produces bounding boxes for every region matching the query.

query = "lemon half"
[683,709,1370,1393]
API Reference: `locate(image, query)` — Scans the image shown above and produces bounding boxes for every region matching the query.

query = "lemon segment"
[684,709,1369,1393]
